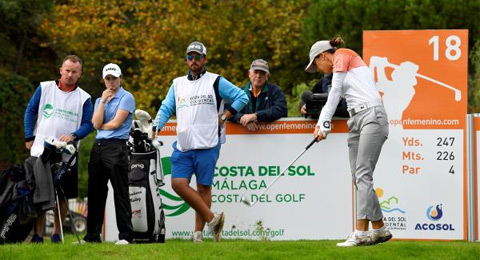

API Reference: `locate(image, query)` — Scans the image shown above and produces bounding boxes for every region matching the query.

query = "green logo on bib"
[42,104,54,118]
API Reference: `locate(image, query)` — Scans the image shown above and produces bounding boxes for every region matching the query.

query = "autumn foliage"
[40,0,308,115]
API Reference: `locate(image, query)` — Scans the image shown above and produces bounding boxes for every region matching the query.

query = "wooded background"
[1,0,479,198]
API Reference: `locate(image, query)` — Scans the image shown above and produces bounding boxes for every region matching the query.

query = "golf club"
[152,114,163,149]
[54,189,64,244]
[240,138,317,207]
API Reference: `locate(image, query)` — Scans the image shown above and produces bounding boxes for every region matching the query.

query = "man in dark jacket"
[230,59,287,131]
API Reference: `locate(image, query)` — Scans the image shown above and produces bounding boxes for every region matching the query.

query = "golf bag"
[0,140,76,244]
[128,110,166,243]
[0,164,36,244]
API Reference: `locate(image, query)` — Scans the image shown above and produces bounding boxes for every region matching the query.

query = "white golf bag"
[128,110,166,243]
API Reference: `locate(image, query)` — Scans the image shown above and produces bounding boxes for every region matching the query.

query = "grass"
[1,235,479,260]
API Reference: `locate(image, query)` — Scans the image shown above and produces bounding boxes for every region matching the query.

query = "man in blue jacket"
[230,59,287,131]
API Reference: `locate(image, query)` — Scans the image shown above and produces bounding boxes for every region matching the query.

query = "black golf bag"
[128,111,166,243]
[0,164,37,244]
[0,140,77,244]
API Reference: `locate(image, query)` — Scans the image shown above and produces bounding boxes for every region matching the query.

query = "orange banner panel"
[157,119,349,136]
[364,30,468,129]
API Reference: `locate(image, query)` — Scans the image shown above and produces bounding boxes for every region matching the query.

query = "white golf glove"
[318,120,331,138]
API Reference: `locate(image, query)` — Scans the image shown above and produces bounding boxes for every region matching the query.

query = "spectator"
[230,59,287,131]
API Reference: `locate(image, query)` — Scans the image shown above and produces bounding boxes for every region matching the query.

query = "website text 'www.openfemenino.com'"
[390,118,460,126]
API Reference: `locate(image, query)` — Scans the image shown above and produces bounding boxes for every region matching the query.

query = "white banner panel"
[157,120,353,240]
[105,119,353,241]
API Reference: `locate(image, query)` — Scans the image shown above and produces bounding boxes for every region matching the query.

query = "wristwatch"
[221,114,227,121]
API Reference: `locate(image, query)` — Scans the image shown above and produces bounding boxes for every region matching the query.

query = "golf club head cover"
[63,144,76,155]
[135,109,151,122]
[135,109,153,138]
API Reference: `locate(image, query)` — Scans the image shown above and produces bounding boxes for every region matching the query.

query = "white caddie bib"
[31,81,90,157]
[173,72,223,151]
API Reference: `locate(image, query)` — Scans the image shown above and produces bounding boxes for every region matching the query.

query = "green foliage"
[468,39,480,112]
[287,81,312,118]
[302,0,480,54]
[0,72,35,170]
[0,0,56,79]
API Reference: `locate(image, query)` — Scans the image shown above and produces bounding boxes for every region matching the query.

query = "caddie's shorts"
[170,140,221,186]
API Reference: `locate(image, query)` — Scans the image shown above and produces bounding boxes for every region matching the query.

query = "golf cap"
[250,59,269,74]
[102,63,122,78]
[305,40,333,73]
[186,41,207,55]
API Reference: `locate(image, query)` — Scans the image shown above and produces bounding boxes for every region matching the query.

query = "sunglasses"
[186,54,203,61]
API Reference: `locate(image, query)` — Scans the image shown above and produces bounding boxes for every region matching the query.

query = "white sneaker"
[115,239,129,245]
[336,232,370,247]
[208,212,225,242]
[368,228,392,245]
[191,231,203,243]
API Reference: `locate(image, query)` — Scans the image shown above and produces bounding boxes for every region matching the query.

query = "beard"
[189,63,204,74]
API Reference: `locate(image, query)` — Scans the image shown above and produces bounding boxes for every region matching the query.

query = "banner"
[155,120,353,240]
[364,30,468,240]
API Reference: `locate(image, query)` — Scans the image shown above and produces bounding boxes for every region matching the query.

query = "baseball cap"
[250,59,269,74]
[305,40,333,73]
[102,63,122,78]
[186,41,207,55]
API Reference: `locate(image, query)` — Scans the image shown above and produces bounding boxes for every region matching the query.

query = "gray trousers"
[347,106,388,221]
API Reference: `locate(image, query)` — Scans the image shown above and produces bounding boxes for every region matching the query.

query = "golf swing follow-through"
[240,138,317,207]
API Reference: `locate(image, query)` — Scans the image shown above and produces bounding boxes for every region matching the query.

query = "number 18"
[428,35,461,61]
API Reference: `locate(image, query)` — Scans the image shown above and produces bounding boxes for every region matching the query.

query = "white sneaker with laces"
[191,231,203,243]
[336,232,370,247]
[369,228,392,245]
[115,239,129,245]
[208,212,225,242]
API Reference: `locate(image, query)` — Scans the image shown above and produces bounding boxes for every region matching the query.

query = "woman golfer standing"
[306,36,392,246]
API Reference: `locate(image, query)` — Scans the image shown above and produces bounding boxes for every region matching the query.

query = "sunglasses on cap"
[186,54,203,61]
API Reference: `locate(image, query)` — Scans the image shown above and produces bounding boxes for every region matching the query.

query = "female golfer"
[83,63,135,245]
[305,36,392,247]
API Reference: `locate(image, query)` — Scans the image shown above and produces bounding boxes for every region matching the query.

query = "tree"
[0,0,57,170]
[0,72,35,170]
[0,0,56,79]
[40,0,309,115]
